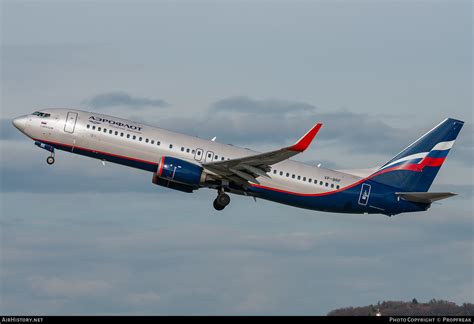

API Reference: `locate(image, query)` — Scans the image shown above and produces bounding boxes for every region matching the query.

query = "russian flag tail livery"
[371,118,464,192]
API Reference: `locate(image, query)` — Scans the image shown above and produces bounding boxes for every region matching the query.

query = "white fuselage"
[14,108,460,215]
[17,108,363,196]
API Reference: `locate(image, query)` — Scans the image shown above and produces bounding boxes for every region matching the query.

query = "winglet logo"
[88,116,142,131]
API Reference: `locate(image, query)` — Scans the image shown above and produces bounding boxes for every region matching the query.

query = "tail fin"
[371,118,464,192]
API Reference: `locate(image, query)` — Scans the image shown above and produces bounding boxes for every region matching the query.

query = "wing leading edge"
[204,123,322,185]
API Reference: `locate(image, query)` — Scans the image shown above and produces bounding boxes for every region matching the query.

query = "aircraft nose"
[12,116,27,132]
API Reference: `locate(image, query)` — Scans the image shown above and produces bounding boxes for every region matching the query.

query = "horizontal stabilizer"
[395,192,457,204]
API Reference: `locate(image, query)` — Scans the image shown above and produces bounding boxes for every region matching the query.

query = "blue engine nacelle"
[152,156,205,192]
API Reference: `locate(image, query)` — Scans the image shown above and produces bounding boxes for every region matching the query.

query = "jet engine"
[152,156,207,193]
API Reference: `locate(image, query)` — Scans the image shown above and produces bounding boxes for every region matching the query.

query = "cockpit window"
[32,111,51,118]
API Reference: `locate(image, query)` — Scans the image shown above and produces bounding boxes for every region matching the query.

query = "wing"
[203,123,322,185]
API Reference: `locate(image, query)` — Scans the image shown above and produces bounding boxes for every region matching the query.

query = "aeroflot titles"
[89,116,142,131]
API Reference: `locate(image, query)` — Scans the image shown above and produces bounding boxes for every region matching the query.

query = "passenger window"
[320,181,323,185]
[186,148,190,153]
[133,135,136,140]
[192,149,196,154]
[157,141,160,146]
[197,151,201,156]
[98,127,101,131]
[92,126,96,130]
[325,182,328,187]
[297,176,301,180]
[146,138,149,143]
[292,174,295,179]
[120,132,124,137]
[214,155,218,160]
[273,170,277,174]
[336,185,340,189]
[309,178,312,183]
[127,134,130,138]
[139,137,142,141]
[181,147,184,152]
[286,173,289,177]
[169,144,173,149]
[280,171,283,176]
[208,153,211,158]
[86,124,90,128]
[103,128,107,133]
[221,157,224,161]
[109,130,113,134]
[151,140,154,144]
[303,177,306,181]
[331,184,334,188]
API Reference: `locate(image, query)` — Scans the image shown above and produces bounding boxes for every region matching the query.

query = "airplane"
[12,109,464,216]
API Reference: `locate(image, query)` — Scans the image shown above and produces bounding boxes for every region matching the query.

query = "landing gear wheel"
[46,156,55,165]
[213,192,230,211]
[216,193,230,206]
[213,199,225,211]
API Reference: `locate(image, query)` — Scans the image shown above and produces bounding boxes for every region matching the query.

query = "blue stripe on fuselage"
[248,181,428,216]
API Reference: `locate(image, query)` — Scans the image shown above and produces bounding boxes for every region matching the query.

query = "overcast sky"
[1,0,472,315]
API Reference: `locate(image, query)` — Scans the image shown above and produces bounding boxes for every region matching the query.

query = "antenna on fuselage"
[211,137,216,141]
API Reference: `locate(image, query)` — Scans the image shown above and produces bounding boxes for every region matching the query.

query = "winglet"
[288,123,323,152]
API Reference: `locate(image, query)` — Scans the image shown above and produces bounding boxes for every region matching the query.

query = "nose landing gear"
[34,141,55,165]
[213,189,230,211]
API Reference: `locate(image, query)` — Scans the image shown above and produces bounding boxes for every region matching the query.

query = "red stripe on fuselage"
[33,138,159,167]
[158,156,165,176]
[251,182,356,197]
[252,157,446,197]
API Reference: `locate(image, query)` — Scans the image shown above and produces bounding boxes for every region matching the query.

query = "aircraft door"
[205,151,214,162]
[194,148,203,161]
[358,183,371,206]
[64,112,78,133]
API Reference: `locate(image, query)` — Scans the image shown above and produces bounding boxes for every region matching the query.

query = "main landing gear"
[213,189,230,211]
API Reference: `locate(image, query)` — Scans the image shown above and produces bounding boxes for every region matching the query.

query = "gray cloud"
[430,183,473,200]
[0,164,157,193]
[30,277,112,298]
[158,97,472,167]
[211,96,316,114]
[1,192,472,314]
[0,119,23,140]
[83,92,169,109]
